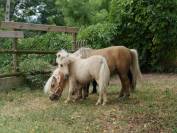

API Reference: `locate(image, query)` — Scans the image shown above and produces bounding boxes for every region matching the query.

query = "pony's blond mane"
[44,68,61,94]
[73,47,93,58]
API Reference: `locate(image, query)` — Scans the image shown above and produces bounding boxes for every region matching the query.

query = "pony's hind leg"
[92,80,97,94]
[96,80,107,105]
[82,83,90,99]
[96,92,102,105]
[95,82,103,105]
[102,89,107,106]
[119,73,130,98]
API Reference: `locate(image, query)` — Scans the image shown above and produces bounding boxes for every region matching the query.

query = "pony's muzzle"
[49,94,59,101]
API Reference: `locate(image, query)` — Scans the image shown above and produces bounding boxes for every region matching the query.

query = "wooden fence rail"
[0,31,24,38]
[0,49,57,54]
[0,21,79,33]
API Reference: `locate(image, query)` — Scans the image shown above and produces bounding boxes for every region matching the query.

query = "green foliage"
[0,0,5,21]
[0,39,13,74]
[90,9,109,24]
[55,0,110,26]
[78,23,117,48]
[109,0,177,72]
[19,58,52,88]
[19,58,51,73]
[25,74,49,89]
[56,0,92,26]
[18,32,72,51]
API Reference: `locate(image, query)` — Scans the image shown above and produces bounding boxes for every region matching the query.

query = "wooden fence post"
[72,33,77,51]
[5,0,10,21]
[12,37,18,72]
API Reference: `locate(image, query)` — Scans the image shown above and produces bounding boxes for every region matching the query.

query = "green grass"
[0,74,177,133]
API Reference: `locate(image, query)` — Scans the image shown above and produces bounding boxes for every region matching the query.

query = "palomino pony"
[44,68,67,101]
[56,46,142,98]
[57,52,110,105]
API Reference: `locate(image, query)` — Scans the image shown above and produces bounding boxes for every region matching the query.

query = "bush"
[18,32,72,51]
[78,23,117,48]
[19,58,52,73]
[109,0,177,72]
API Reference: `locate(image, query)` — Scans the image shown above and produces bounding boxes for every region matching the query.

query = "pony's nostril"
[49,95,54,101]
[49,95,59,101]
[64,74,69,80]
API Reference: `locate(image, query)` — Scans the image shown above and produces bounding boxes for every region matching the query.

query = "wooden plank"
[12,38,18,72]
[0,72,22,78]
[0,49,57,54]
[0,31,24,38]
[0,49,74,54]
[72,33,77,50]
[5,0,10,21]
[1,21,79,33]
[0,76,25,90]
[0,71,50,78]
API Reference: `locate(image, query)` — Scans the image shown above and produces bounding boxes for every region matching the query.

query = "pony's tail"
[99,58,110,89]
[44,76,52,94]
[130,49,142,90]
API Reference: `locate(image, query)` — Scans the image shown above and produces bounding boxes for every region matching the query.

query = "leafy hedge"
[78,23,117,48]
[109,0,177,72]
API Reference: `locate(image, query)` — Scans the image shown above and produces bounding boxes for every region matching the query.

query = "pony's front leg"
[64,87,73,104]
[65,79,75,104]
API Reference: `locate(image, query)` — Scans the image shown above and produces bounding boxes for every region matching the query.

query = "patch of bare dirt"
[110,73,177,91]
[0,96,57,117]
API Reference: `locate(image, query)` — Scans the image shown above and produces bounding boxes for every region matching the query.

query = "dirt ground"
[0,73,176,133]
[110,73,177,90]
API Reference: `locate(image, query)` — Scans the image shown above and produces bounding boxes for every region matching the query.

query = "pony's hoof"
[119,94,124,98]
[64,100,70,104]
[102,102,106,106]
[95,101,101,105]
[72,99,77,103]
[124,94,130,99]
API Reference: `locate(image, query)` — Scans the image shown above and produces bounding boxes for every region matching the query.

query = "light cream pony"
[57,51,110,105]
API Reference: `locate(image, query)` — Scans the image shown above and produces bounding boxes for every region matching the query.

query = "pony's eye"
[58,54,60,58]
[60,64,63,67]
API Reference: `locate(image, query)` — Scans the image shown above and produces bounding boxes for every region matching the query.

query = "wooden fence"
[0,21,87,78]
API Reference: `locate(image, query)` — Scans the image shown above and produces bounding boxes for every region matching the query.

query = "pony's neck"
[69,54,80,61]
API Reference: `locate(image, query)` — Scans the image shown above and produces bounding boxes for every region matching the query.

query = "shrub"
[109,0,177,72]
[18,32,72,51]
[78,23,117,48]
